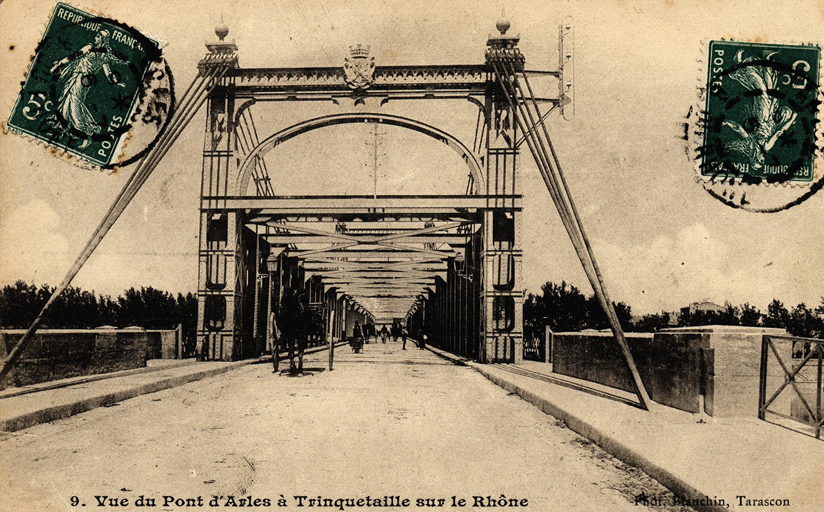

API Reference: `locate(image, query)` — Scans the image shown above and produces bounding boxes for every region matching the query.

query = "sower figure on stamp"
[49,30,126,149]
[722,50,799,170]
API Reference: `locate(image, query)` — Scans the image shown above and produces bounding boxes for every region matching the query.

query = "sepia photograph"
[0,1,822,511]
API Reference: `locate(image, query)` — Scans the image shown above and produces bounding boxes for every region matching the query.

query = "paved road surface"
[1,341,693,512]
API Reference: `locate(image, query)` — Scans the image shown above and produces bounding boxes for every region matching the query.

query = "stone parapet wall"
[665,326,787,418]
[552,331,705,413]
[0,328,180,389]
[551,326,791,417]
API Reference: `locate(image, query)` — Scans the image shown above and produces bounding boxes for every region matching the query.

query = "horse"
[272,290,307,375]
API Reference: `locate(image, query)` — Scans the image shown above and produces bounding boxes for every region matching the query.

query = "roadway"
[0,340,692,512]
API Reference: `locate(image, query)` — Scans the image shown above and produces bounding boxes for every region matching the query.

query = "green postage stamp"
[6,3,164,167]
[700,40,821,184]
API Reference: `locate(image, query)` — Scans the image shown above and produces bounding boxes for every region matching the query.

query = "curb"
[0,359,198,399]
[0,361,251,433]
[426,345,727,512]
[0,342,344,433]
[423,345,469,365]
[470,365,727,512]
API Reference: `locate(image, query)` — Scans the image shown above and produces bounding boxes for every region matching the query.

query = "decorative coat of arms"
[343,44,376,90]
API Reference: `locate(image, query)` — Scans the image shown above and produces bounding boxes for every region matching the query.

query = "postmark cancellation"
[688,39,824,212]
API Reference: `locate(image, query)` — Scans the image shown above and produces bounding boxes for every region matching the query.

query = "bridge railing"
[522,337,544,362]
[759,335,823,439]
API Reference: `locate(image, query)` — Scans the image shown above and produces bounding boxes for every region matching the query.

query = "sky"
[1,0,823,315]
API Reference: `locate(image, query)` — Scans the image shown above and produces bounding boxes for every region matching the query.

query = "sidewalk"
[427,345,824,512]
[0,359,252,433]
[0,342,339,433]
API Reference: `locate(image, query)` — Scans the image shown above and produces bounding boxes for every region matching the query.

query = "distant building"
[681,301,725,317]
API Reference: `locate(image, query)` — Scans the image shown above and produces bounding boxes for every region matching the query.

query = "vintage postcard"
[1,1,822,511]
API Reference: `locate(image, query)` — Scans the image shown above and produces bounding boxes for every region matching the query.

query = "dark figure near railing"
[351,321,364,353]
[276,289,307,374]
[416,329,427,350]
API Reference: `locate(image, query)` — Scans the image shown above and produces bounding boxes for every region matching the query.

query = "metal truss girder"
[321,270,438,277]
[320,269,439,276]
[262,234,471,244]
[338,286,425,293]
[321,277,442,284]
[308,270,444,279]
[345,296,420,301]
[326,283,433,289]
[208,195,521,215]
[303,258,446,266]
[292,247,455,258]
[252,214,480,223]
[230,65,489,98]
[258,220,470,245]
[323,273,437,281]
[303,265,446,273]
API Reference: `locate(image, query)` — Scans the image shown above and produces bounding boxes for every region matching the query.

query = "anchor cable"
[489,54,652,410]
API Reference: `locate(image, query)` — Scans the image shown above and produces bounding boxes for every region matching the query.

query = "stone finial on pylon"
[203,12,238,70]
[486,5,520,50]
[496,6,510,36]
[215,13,229,41]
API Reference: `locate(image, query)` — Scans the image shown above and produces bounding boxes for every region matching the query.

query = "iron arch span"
[235,113,485,196]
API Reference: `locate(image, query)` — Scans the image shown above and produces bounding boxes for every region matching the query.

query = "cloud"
[592,223,796,314]
[0,200,72,286]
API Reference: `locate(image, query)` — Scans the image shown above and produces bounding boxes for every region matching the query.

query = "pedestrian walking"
[270,311,281,372]
[351,321,364,353]
[380,325,389,344]
[416,328,427,350]
[401,328,407,350]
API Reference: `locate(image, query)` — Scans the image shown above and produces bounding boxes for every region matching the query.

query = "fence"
[523,326,551,363]
[759,335,823,440]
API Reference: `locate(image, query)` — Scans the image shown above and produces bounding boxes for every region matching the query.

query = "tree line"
[0,281,197,349]
[3,279,822,348]
[525,281,824,339]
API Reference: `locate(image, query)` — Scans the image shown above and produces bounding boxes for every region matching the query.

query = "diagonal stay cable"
[499,57,650,409]
[491,57,651,409]
[100,66,223,229]
[512,66,651,409]
[490,61,589,275]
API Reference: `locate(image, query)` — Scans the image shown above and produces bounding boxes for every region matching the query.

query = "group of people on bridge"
[268,288,430,372]
[351,321,427,353]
